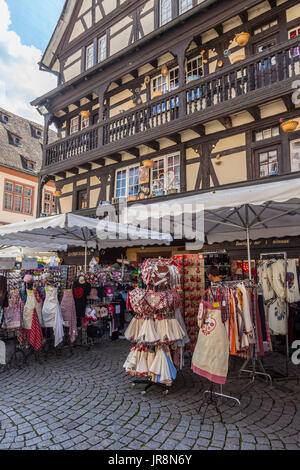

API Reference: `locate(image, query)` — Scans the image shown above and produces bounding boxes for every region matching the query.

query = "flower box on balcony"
[187,75,200,83]
[152,90,164,98]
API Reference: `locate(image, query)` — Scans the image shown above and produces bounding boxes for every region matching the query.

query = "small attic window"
[1,114,9,124]
[35,128,42,138]
[14,137,22,147]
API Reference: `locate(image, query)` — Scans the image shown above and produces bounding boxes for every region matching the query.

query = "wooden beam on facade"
[93,158,105,166]
[239,11,248,23]
[168,133,182,144]
[282,94,295,112]
[109,153,122,162]
[218,116,232,129]
[149,59,158,69]
[56,172,67,179]
[146,141,160,152]
[215,24,223,36]
[191,124,206,136]
[67,168,79,175]
[126,147,140,158]
[247,106,261,121]
[78,163,92,171]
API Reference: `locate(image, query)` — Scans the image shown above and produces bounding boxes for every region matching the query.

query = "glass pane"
[14,196,22,212]
[260,164,268,177]
[160,0,172,25]
[272,126,280,137]
[24,198,31,214]
[255,131,263,141]
[5,182,13,192]
[269,150,278,158]
[24,187,32,197]
[179,0,193,14]
[259,153,268,163]
[15,185,23,194]
[263,128,272,139]
[4,193,12,210]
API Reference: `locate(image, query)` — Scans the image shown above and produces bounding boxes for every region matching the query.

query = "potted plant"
[280,117,299,133]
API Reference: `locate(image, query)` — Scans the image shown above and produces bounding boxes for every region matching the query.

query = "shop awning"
[0,213,172,250]
[130,177,300,244]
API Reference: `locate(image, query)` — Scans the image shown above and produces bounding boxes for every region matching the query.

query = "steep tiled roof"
[0,107,56,173]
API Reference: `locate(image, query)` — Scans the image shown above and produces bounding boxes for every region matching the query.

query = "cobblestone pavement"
[0,338,300,450]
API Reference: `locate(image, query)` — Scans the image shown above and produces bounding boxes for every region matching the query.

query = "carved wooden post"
[170,40,190,118]
[94,83,109,147]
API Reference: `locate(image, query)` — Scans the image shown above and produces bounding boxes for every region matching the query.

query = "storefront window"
[152,154,180,196]
[290,139,300,172]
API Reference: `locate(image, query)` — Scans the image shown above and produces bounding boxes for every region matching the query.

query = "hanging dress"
[42,287,64,347]
[192,290,229,385]
[23,290,43,330]
[3,290,24,330]
[60,289,78,343]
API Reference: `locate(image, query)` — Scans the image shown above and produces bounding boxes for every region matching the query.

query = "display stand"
[197,383,241,424]
[259,252,300,383]
[131,377,170,396]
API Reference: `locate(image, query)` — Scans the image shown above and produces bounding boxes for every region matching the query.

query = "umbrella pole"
[84,243,87,274]
[246,226,252,281]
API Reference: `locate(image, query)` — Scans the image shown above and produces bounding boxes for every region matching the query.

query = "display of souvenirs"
[124,258,189,385]
[174,254,205,353]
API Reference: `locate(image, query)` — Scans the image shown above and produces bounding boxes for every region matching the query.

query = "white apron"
[192,302,229,385]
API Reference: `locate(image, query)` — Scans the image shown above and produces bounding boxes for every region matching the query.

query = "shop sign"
[0,258,16,270]
[22,258,38,270]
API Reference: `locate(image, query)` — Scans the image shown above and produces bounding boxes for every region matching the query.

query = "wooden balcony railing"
[45,38,300,168]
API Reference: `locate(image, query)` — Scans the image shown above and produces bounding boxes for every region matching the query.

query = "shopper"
[0,276,8,327]
[206,266,222,283]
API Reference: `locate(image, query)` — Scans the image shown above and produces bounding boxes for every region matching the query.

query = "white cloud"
[0,0,57,124]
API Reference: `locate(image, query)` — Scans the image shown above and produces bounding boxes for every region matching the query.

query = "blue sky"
[6,0,65,51]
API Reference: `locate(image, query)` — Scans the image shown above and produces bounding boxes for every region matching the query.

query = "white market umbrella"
[0,213,173,272]
[131,177,300,280]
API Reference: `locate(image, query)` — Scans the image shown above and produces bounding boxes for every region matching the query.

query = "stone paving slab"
[0,339,300,450]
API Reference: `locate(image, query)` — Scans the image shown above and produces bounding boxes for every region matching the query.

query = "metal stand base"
[197,383,241,424]
[238,357,273,391]
[131,377,170,396]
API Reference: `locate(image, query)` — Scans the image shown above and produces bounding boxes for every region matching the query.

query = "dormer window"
[1,114,9,124]
[35,129,42,139]
[14,137,22,147]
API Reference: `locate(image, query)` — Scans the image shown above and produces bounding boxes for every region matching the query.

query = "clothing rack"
[259,252,300,383]
[211,279,273,390]
[197,382,241,424]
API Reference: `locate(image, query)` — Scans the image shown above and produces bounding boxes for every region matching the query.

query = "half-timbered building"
[32,0,300,260]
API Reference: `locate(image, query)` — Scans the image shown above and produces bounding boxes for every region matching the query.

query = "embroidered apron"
[192,293,229,385]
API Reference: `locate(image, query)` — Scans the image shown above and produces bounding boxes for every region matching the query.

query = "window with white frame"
[160,0,172,26]
[186,55,204,81]
[255,126,280,141]
[253,19,278,35]
[81,116,90,130]
[115,165,140,200]
[169,67,179,90]
[151,74,169,96]
[86,43,94,70]
[289,26,300,57]
[179,0,193,15]
[151,154,180,196]
[98,35,107,62]
[290,139,300,172]
[70,116,79,134]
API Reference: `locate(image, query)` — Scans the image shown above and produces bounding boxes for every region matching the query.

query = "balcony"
[44,38,300,172]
